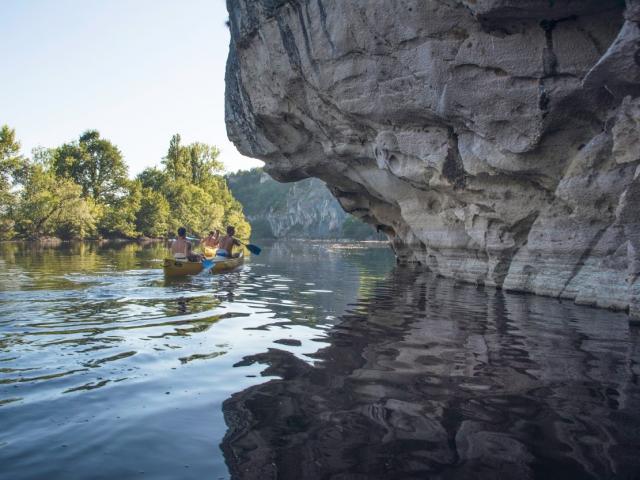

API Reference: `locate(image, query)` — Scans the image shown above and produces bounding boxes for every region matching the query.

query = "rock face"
[225,0,640,317]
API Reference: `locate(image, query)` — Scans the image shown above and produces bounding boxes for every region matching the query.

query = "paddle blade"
[246,243,261,255]
[202,258,215,269]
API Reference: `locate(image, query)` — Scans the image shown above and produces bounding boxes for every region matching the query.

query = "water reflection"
[222,268,640,479]
[2,241,637,479]
[0,241,167,290]
[0,240,393,480]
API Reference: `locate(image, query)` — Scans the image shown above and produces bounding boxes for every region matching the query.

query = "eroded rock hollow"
[225,0,640,317]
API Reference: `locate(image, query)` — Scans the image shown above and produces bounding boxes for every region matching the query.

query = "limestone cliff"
[227,169,382,239]
[225,0,640,317]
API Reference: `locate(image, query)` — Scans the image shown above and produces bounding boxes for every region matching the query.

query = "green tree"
[163,134,190,181]
[14,165,97,239]
[137,167,168,191]
[136,188,170,237]
[224,207,251,239]
[162,134,223,186]
[52,130,128,203]
[98,181,142,238]
[165,181,222,235]
[1,129,251,241]
[186,142,223,186]
[159,134,250,238]
[0,125,24,239]
[30,146,55,169]
[0,125,23,187]
[211,177,251,239]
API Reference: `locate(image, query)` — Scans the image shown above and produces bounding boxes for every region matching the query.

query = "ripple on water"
[1,241,638,480]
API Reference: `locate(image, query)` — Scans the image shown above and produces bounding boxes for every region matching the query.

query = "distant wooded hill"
[226,168,383,240]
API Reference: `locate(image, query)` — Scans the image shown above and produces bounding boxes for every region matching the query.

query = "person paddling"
[216,226,241,258]
[203,230,220,248]
[171,227,201,262]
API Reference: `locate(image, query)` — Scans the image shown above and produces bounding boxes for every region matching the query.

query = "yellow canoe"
[211,251,245,274]
[163,251,245,277]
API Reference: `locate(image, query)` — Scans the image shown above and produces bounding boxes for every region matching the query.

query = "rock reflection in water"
[221,269,640,479]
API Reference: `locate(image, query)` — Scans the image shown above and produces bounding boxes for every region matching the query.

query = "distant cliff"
[227,169,382,240]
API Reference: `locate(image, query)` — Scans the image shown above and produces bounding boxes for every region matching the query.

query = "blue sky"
[0,0,263,175]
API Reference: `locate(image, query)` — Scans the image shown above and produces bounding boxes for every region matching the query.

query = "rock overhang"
[225,0,640,318]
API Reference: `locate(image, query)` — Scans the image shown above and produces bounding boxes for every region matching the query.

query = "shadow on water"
[221,268,640,480]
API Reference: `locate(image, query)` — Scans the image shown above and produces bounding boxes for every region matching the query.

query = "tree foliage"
[162,134,223,185]
[14,165,96,239]
[136,134,250,237]
[0,127,250,241]
[137,167,167,191]
[0,125,23,187]
[52,130,128,202]
[136,188,170,237]
[99,180,142,239]
[0,125,24,239]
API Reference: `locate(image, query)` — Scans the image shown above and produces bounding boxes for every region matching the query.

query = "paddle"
[201,257,217,269]
[237,239,261,255]
[200,245,218,270]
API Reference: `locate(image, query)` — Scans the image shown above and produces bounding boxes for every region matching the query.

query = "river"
[0,241,638,479]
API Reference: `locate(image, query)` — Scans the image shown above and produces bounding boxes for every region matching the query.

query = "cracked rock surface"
[225,0,640,317]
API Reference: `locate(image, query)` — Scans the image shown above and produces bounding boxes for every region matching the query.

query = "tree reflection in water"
[221,268,640,480]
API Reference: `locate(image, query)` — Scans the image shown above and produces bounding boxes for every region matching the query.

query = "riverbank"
[0,236,167,247]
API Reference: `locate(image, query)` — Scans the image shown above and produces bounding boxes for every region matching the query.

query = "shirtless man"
[217,226,241,258]
[171,227,200,262]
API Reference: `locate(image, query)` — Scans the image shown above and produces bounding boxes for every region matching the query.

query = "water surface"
[0,241,638,479]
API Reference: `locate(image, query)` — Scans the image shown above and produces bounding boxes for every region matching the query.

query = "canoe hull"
[211,253,244,273]
[162,252,245,277]
[162,259,204,277]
